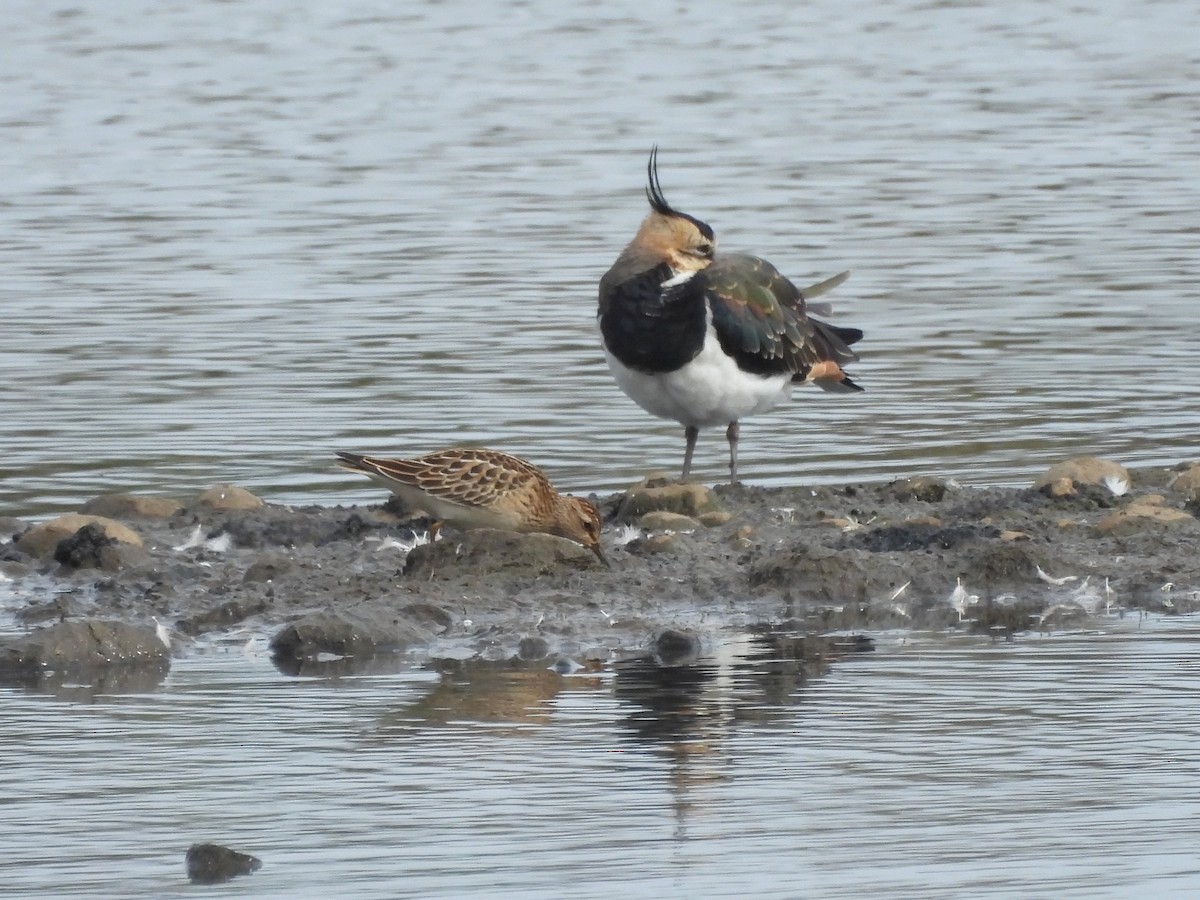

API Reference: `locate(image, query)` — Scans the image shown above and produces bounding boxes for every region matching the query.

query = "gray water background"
[3,619,1200,898]
[3,0,1200,896]
[1,0,1197,518]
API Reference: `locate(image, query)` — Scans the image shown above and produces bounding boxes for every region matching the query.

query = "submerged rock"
[0,619,169,677]
[270,608,436,662]
[185,843,262,885]
[650,629,703,667]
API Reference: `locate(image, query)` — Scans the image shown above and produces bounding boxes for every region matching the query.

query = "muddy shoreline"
[2,456,1198,680]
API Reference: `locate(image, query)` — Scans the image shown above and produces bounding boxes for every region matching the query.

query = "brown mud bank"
[2,456,1198,680]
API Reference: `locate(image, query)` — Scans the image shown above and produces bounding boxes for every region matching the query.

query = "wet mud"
[2,457,1198,679]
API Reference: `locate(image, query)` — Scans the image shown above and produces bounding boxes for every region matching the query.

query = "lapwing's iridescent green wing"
[705,252,824,372]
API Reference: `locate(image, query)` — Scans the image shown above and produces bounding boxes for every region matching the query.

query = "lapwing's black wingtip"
[832,326,864,347]
[840,375,865,393]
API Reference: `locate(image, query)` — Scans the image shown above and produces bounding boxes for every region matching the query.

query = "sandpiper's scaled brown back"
[335,448,608,567]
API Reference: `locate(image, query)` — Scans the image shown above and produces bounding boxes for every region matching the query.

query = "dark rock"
[53,523,148,571]
[16,514,143,559]
[891,475,949,503]
[53,523,113,568]
[651,629,703,667]
[185,843,262,885]
[0,620,169,677]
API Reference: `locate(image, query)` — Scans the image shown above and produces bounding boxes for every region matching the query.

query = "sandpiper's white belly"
[603,326,793,429]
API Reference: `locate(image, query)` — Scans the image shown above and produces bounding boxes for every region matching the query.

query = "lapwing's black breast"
[598,264,707,374]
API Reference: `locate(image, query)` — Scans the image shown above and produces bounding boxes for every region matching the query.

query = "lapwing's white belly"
[603,326,792,430]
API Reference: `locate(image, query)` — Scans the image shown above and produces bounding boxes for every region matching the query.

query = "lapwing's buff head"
[629,147,716,274]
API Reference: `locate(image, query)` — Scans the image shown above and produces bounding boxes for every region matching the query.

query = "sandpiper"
[335,448,609,567]
[598,148,864,482]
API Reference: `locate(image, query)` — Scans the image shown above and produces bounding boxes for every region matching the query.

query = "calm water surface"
[3,612,1200,898]
[3,2,1200,895]
[2,0,1198,517]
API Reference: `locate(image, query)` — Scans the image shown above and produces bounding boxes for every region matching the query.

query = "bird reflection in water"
[613,630,872,839]
[377,655,606,735]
